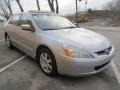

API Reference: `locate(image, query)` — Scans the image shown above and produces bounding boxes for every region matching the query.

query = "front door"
[15,14,35,55]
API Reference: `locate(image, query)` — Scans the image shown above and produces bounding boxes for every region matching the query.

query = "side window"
[20,14,32,25]
[9,14,21,26]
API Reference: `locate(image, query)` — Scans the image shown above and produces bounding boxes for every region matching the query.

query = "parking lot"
[0,24,120,90]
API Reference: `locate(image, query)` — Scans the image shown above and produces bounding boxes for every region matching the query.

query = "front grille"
[95,60,111,70]
[95,47,112,55]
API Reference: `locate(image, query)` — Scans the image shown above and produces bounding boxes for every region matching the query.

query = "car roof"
[14,10,60,16]
[28,10,54,14]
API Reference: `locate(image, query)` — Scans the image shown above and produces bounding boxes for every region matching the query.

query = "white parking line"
[0,39,4,42]
[111,61,120,84]
[0,55,27,73]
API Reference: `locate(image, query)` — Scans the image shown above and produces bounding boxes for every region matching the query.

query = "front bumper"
[56,47,115,76]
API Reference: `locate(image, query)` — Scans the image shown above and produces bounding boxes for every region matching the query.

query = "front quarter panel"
[32,31,63,60]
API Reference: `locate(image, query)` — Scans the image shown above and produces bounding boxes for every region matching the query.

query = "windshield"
[33,14,77,30]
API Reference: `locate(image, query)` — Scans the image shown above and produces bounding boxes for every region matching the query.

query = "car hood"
[44,28,111,52]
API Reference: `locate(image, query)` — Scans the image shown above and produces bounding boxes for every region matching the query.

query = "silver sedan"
[4,11,115,76]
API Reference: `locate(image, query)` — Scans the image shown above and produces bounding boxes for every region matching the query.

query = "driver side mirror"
[21,24,35,32]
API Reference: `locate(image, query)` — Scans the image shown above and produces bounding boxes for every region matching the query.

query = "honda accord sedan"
[4,11,115,76]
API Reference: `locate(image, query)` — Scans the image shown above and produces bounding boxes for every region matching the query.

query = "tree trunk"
[36,0,40,10]
[55,0,59,13]
[16,0,24,12]
[48,0,55,12]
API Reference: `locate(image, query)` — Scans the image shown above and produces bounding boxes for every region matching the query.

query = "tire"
[37,48,57,76]
[5,34,13,49]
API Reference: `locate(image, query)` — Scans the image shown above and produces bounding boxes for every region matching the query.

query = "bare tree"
[55,0,59,13]
[16,0,24,12]
[103,0,120,26]
[47,0,59,13]
[0,0,12,20]
[115,0,120,14]
[5,0,13,15]
[104,0,120,19]
[0,7,10,20]
[104,1,114,11]
[36,0,40,10]
[48,0,55,12]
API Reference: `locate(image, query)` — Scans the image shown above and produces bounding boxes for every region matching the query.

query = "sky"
[10,0,112,15]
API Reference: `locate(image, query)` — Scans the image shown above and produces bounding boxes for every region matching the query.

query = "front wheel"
[37,48,57,76]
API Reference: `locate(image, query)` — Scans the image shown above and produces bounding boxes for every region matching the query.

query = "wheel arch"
[36,45,52,57]
[36,44,55,62]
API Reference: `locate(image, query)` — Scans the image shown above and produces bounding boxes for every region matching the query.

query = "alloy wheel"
[40,52,53,73]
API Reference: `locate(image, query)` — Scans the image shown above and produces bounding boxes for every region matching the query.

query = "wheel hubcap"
[40,52,52,73]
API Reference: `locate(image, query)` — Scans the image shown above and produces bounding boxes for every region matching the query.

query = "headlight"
[62,44,94,58]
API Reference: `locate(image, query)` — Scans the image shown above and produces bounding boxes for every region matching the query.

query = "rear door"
[6,14,21,42]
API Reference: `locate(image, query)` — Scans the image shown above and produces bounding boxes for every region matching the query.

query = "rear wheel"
[37,48,57,76]
[5,34,13,49]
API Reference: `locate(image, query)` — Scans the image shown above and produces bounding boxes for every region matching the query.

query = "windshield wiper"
[60,26,78,29]
[43,28,57,30]
[43,26,78,30]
